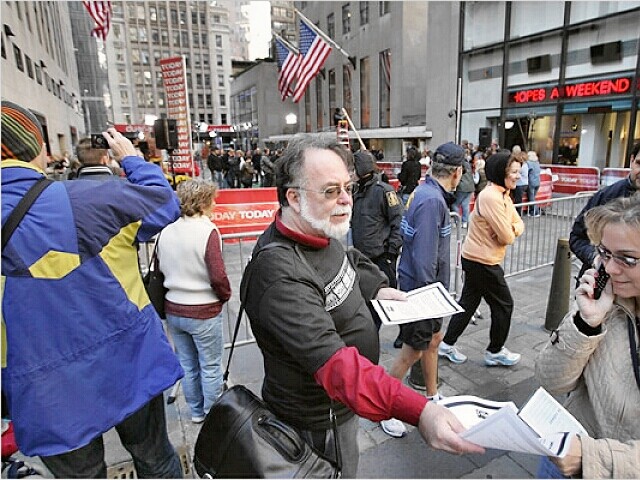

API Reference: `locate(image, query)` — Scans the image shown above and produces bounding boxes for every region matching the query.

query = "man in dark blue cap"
[380,141,465,438]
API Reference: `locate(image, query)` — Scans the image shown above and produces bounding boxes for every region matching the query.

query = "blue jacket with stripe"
[397,176,453,291]
[1,157,183,456]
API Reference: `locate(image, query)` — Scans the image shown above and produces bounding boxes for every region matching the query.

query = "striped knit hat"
[1,101,44,162]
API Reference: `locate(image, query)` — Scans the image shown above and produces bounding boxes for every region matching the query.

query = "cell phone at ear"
[593,263,610,300]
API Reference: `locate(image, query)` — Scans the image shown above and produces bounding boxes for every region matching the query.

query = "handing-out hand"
[102,128,137,163]
[550,434,582,476]
[418,401,485,455]
[375,287,408,302]
[575,266,614,327]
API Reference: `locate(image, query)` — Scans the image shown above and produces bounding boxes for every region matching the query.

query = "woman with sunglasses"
[535,195,640,478]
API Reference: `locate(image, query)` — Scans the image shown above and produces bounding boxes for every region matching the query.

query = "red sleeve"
[204,229,232,303]
[313,346,427,425]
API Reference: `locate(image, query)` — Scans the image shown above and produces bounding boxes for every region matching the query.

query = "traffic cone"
[544,238,572,331]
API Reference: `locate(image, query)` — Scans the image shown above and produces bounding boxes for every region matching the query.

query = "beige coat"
[535,297,640,478]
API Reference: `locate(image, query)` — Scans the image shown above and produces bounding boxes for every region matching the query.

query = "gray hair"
[275,134,353,206]
[430,161,460,179]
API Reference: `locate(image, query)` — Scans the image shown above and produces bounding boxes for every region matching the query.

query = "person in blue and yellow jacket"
[1,101,184,478]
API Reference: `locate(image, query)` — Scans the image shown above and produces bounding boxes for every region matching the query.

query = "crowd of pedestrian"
[2,98,638,479]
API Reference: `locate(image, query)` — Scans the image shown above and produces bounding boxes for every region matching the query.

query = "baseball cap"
[433,142,470,172]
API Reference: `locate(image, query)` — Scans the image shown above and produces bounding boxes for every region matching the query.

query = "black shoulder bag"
[2,177,53,251]
[142,233,167,319]
[194,242,342,479]
[627,316,640,392]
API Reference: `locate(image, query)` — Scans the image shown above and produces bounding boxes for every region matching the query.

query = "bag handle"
[224,240,342,475]
[2,177,53,251]
[627,316,640,392]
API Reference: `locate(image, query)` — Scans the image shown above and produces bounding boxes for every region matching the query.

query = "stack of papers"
[440,387,588,457]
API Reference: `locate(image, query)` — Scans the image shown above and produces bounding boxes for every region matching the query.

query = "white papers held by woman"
[371,282,464,325]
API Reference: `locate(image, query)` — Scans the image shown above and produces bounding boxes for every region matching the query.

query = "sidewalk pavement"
[14,263,577,478]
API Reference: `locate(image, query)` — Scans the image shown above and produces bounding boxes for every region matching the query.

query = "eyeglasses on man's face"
[596,244,640,268]
[288,181,358,200]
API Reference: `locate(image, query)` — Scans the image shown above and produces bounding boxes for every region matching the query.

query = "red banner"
[160,56,195,175]
[549,165,600,194]
[214,188,279,236]
[601,167,630,187]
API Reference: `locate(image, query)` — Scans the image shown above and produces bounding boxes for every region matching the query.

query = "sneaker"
[438,342,467,364]
[484,347,521,366]
[426,392,444,402]
[461,222,468,229]
[380,418,407,438]
[191,415,206,424]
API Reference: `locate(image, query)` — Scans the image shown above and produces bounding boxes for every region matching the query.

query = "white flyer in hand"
[371,282,464,325]
[440,388,587,458]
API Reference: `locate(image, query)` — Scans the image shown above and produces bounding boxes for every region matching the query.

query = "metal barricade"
[503,192,594,278]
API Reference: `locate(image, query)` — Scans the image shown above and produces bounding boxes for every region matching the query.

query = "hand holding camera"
[100,128,137,163]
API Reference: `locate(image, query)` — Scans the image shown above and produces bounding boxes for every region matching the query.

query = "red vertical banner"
[160,56,195,175]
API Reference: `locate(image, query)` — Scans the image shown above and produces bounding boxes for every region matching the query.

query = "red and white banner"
[160,56,194,175]
[214,188,279,236]
[549,165,600,194]
[601,167,630,187]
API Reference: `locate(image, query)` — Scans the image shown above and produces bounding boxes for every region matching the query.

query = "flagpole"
[341,108,366,151]
[272,31,299,54]
[295,8,355,67]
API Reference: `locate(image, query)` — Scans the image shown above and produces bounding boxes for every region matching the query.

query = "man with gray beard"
[240,135,484,478]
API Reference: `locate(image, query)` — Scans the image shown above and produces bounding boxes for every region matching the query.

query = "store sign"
[113,124,154,134]
[213,188,279,236]
[510,76,633,105]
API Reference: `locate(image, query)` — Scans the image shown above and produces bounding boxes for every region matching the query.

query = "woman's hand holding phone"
[575,263,613,327]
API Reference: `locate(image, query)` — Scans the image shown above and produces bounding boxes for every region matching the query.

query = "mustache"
[331,206,352,216]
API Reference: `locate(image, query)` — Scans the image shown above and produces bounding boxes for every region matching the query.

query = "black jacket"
[351,174,404,259]
[569,177,636,277]
[207,153,223,172]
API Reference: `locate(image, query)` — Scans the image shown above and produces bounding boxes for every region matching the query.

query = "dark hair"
[631,141,640,158]
[275,135,352,206]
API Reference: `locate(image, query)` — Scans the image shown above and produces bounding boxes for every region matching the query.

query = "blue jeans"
[212,170,225,188]
[166,313,224,418]
[536,456,568,479]
[453,191,472,223]
[40,394,182,478]
[528,185,540,215]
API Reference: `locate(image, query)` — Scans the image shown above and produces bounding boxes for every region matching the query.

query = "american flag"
[82,1,112,41]
[292,18,332,103]
[275,37,301,102]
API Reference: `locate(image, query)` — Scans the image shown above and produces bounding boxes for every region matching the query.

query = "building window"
[143,71,152,86]
[34,64,42,84]
[120,90,129,104]
[206,94,212,106]
[170,8,178,25]
[342,65,352,118]
[216,54,223,66]
[1,37,5,59]
[151,29,159,44]
[360,57,370,128]
[219,94,226,106]
[218,74,224,87]
[139,26,147,42]
[327,13,335,38]
[221,113,227,124]
[198,94,204,106]
[212,14,221,23]
[379,49,391,127]
[161,30,169,45]
[379,1,390,16]
[25,55,34,79]
[342,4,351,34]
[201,33,207,45]
[215,34,222,48]
[118,69,127,84]
[131,49,140,64]
[141,50,150,65]
[360,2,369,25]
[149,6,157,21]
[196,73,203,88]
[113,24,122,40]
[207,114,213,124]
[159,6,167,22]
[13,45,24,72]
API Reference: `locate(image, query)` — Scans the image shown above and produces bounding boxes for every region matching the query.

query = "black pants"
[442,257,513,354]
[40,394,182,478]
